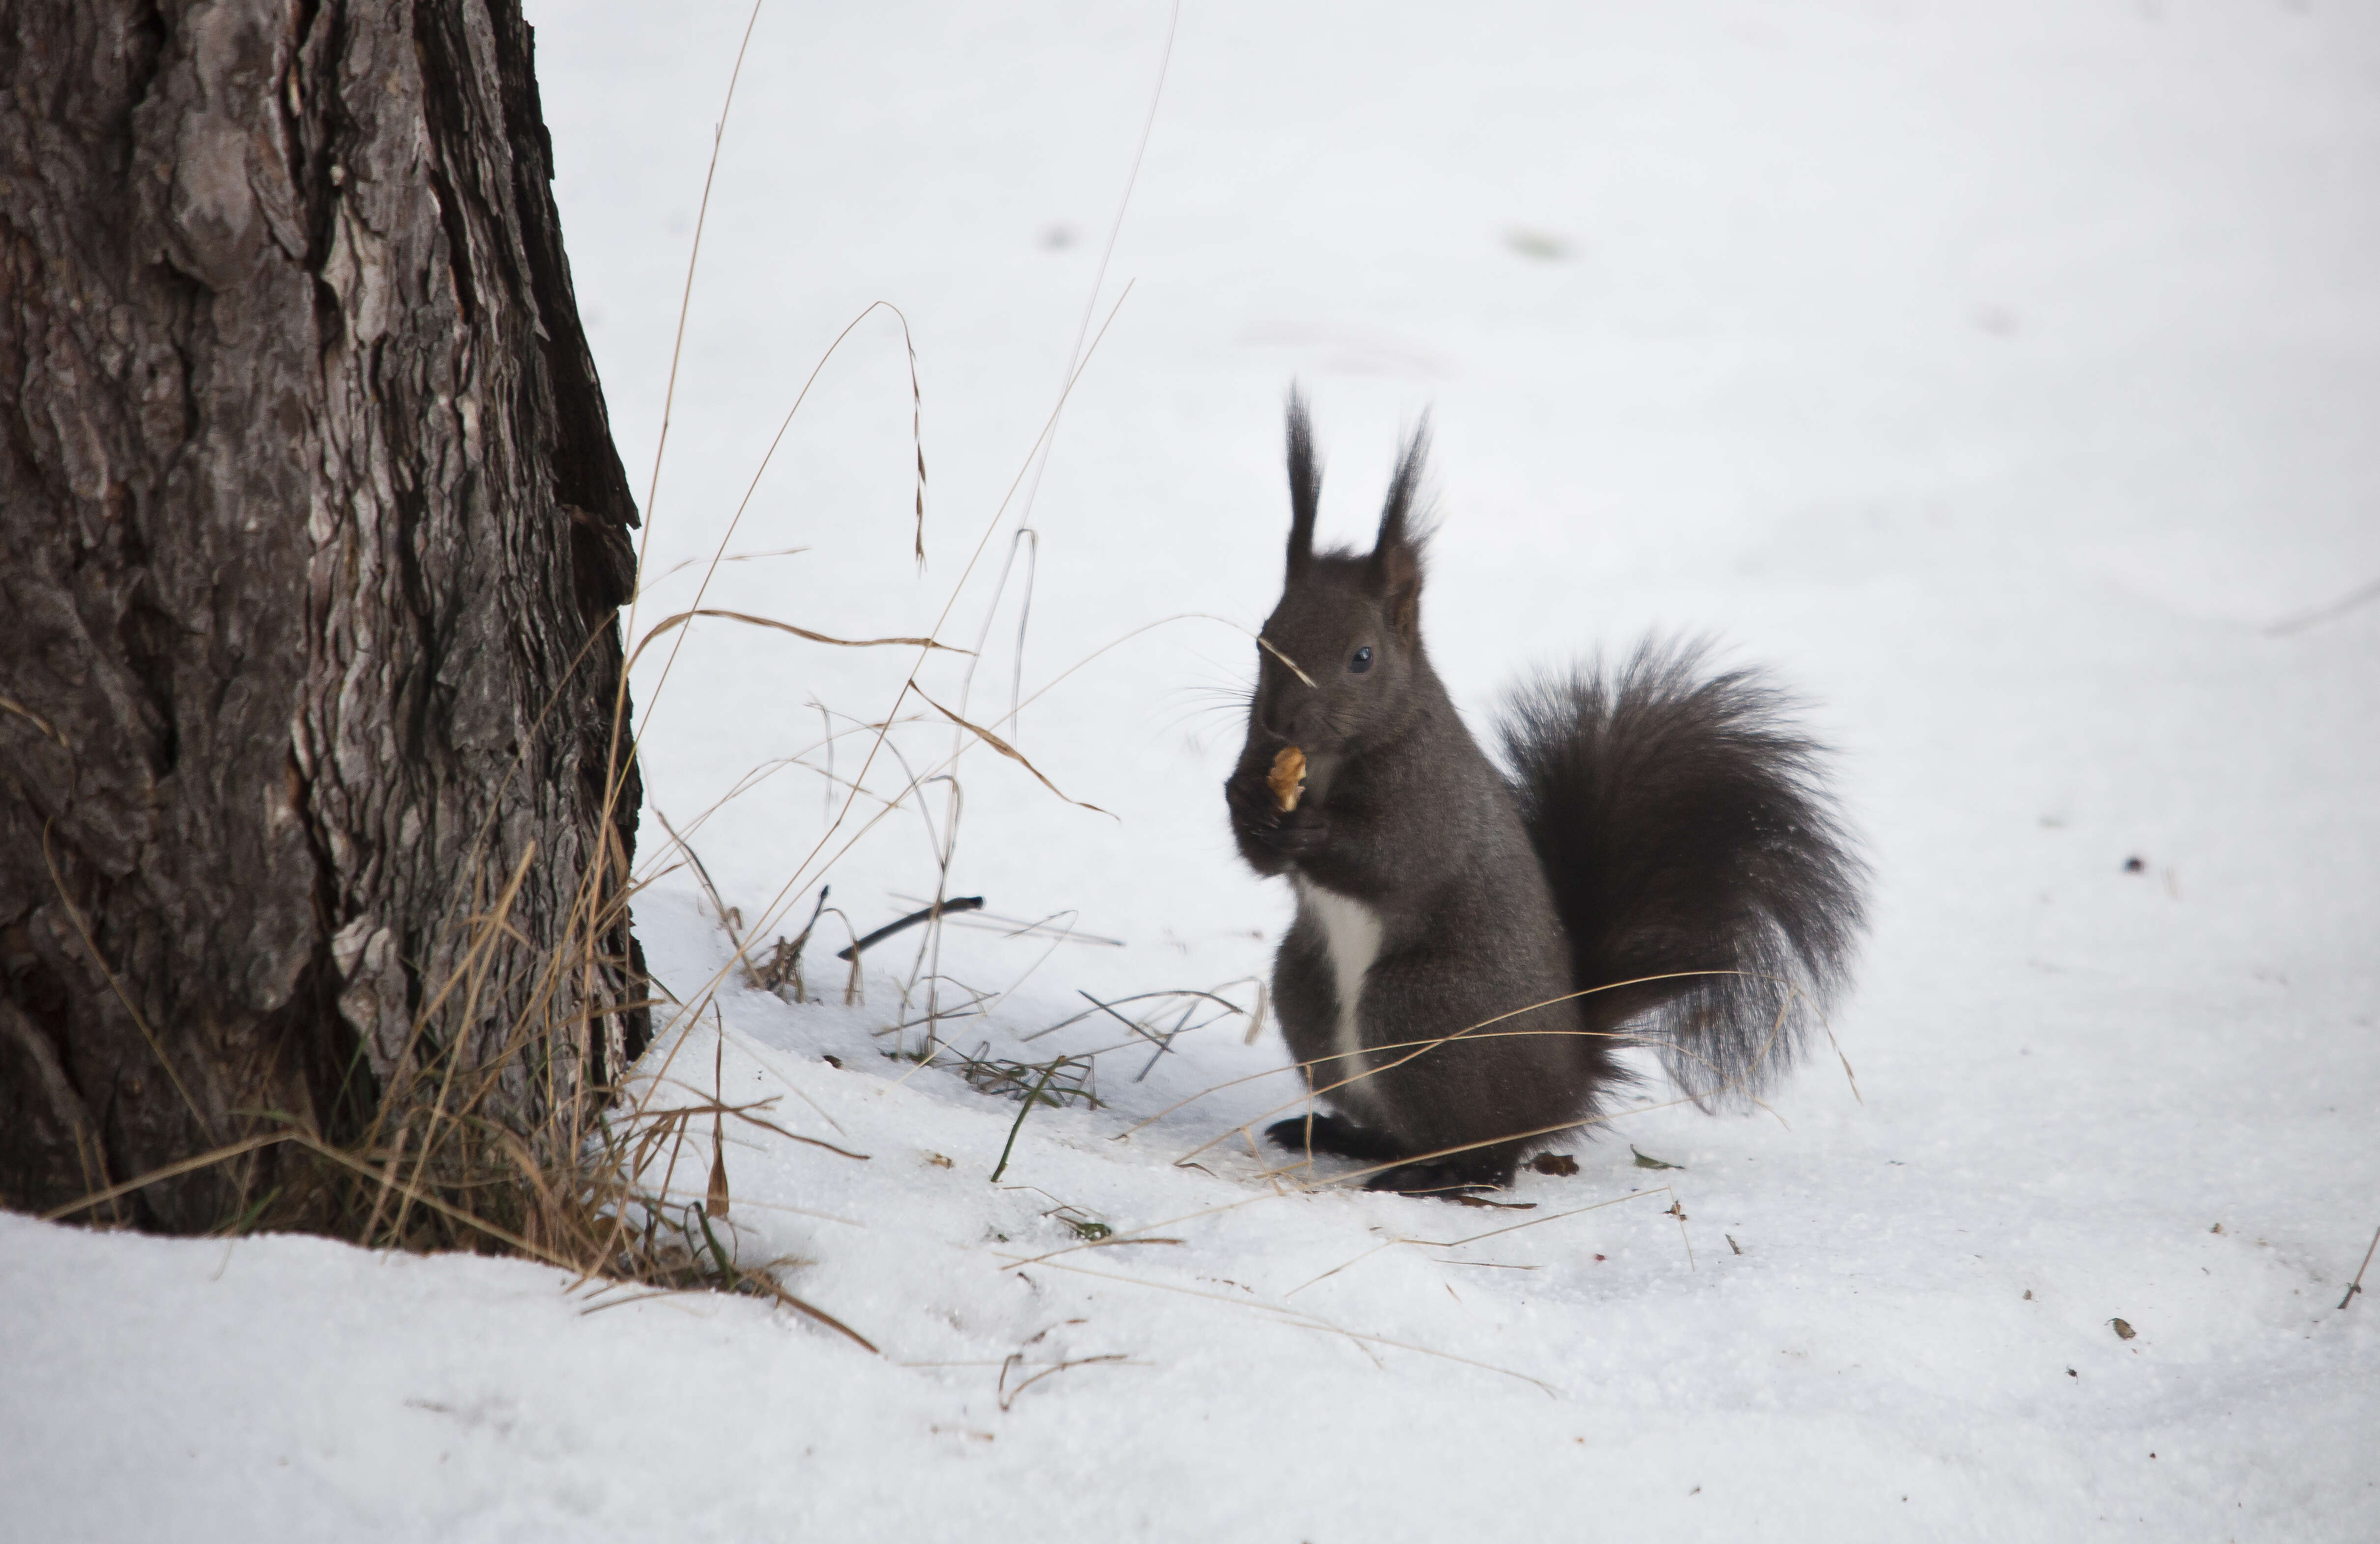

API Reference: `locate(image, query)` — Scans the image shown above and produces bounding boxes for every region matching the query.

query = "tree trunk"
[0,0,647,1231]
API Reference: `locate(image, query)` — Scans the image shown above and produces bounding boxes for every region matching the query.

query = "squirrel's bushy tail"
[1499,640,1868,1108]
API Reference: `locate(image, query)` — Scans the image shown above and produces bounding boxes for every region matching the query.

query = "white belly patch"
[1293,877,1384,1105]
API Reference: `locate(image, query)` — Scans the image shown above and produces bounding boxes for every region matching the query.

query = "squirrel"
[1223,393,1868,1195]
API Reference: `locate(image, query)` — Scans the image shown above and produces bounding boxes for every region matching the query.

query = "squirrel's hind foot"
[1263,1113,1404,1162]
[1265,1118,1522,1197]
[1363,1153,1519,1198]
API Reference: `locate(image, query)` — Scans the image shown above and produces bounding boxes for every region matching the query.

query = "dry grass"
[36,0,1217,1358]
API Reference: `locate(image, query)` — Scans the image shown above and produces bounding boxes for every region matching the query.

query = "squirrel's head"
[1249,391,1434,759]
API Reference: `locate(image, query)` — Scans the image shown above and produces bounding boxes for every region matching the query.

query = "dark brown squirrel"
[1224,393,1868,1195]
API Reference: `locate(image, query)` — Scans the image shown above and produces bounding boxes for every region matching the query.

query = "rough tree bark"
[0,0,647,1229]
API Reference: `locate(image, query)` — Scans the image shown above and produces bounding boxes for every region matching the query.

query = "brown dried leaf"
[706,1146,730,1218]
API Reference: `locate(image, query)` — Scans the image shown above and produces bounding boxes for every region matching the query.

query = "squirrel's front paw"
[1228,769,1318,836]
[1223,767,1275,819]
[1257,806,1330,857]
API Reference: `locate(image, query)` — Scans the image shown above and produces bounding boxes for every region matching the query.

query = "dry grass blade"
[42,820,212,1141]
[997,1351,1134,1411]
[1823,1016,1863,1104]
[720,1107,871,1162]
[1255,635,1317,689]
[991,1190,1286,1274]
[652,808,763,988]
[390,843,541,1243]
[39,1133,298,1223]
[0,693,69,750]
[901,318,928,563]
[733,1267,882,1355]
[1013,1256,1556,1395]
[632,609,963,669]
[916,690,1110,816]
[294,1134,565,1265]
[1411,1188,1676,1251]
[636,545,812,594]
[1283,1239,1398,1299]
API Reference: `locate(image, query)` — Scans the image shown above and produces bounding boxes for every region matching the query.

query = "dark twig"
[1139,996,1201,1082]
[2341,1224,2380,1311]
[836,897,984,961]
[889,895,1124,949]
[1075,990,1179,1067]
[1019,988,1241,1043]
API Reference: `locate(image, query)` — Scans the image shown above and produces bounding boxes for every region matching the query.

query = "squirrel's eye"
[1350,646,1373,674]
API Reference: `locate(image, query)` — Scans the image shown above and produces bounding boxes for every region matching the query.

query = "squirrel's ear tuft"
[1370,414,1433,637]
[1285,386,1321,580]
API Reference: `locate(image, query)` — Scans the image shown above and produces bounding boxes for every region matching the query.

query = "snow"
[7,0,2379,1537]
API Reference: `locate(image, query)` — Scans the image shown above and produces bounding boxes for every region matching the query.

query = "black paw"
[1256,807,1331,858]
[1363,1155,1518,1198]
[1225,772,1329,857]
[1263,1113,1402,1161]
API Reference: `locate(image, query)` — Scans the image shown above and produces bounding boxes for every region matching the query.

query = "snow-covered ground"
[8,0,2379,1537]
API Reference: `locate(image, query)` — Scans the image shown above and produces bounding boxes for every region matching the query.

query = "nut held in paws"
[1268,745,1307,812]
